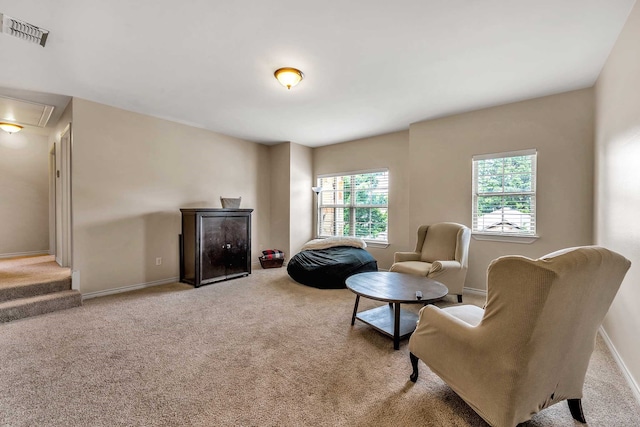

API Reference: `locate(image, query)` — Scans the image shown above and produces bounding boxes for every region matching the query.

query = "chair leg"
[568,399,586,423]
[410,352,419,382]
[457,294,462,303]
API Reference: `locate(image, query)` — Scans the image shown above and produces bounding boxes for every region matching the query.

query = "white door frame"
[49,145,57,258]
[54,123,73,272]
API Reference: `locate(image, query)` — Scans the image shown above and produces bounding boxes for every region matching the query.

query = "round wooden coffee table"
[346,271,448,350]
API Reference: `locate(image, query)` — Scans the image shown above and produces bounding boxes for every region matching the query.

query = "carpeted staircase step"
[0,277,73,303]
[0,290,82,323]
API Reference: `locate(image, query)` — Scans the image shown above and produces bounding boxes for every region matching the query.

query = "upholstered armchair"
[408,246,631,427]
[390,222,470,302]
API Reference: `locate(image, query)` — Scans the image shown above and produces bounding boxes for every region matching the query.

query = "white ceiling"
[0,0,635,147]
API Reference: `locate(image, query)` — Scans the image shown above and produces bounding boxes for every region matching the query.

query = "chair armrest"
[394,251,421,262]
[429,260,462,273]
[409,305,485,386]
[415,304,478,339]
[427,260,466,295]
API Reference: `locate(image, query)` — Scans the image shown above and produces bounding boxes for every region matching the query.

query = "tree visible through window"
[472,150,537,236]
[317,170,389,242]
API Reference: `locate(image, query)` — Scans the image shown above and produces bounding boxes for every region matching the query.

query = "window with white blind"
[316,169,389,243]
[472,150,537,237]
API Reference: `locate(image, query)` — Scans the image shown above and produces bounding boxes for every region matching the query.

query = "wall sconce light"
[312,186,322,195]
[0,122,23,134]
[274,67,304,90]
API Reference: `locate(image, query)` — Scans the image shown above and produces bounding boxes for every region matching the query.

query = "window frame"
[315,168,389,245]
[472,149,538,243]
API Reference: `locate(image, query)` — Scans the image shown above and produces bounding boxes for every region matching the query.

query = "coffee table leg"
[393,302,401,350]
[351,295,360,325]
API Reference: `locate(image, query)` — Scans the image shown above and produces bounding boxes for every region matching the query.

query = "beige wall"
[595,1,640,396]
[71,98,271,294]
[268,141,313,260]
[0,130,50,256]
[313,131,411,269]
[311,91,594,292]
[409,89,595,291]
[269,142,291,257]
[289,143,313,255]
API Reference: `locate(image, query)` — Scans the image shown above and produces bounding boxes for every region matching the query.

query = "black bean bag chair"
[287,245,378,289]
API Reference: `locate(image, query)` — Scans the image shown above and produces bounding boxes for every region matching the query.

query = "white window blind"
[316,169,389,242]
[472,150,537,236]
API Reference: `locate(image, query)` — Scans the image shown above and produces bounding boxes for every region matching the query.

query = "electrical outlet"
[155,257,162,266]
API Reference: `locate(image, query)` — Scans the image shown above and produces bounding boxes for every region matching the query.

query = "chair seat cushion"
[442,305,484,326]
[390,261,432,276]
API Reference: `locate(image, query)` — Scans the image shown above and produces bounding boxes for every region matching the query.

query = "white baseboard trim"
[0,250,50,259]
[71,270,81,291]
[81,277,180,300]
[599,326,640,405]
[463,287,487,296]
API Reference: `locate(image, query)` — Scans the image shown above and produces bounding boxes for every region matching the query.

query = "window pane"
[476,195,503,215]
[371,208,388,241]
[503,173,532,192]
[354,207,388,240]
[475,196,534,233]
[354,207,371,239]
[319,207,348,236]
[477,158,503,176]
[341,176,352,191]
[356,190,371,205]
[477,175,503,193]
[503,195,533,215]
[320,191,337,205]
[319,176,336,190]
[503,156,531,174]
[371,189,388,205]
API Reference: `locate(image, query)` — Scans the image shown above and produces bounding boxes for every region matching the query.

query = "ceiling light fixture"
[0,122,23,134]
[274,67,304,90]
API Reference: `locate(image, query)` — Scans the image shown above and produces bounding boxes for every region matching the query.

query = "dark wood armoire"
[179,208,253,287]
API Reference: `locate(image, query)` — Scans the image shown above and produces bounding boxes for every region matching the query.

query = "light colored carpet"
[0,255,70,289]
[0,255,80,322]
[1,268,638,426]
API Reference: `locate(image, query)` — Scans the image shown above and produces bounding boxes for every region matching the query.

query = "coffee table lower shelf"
[355,305,419,348]
[346,272,448,350]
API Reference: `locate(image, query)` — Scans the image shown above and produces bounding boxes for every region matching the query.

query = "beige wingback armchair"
[390,222,470,302]
[408,246,631,427]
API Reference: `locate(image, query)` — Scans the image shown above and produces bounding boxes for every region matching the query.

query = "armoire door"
[224,216,249,277]
[201,215,227,282]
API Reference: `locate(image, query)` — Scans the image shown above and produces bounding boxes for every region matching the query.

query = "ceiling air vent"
[0,13,49,47]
